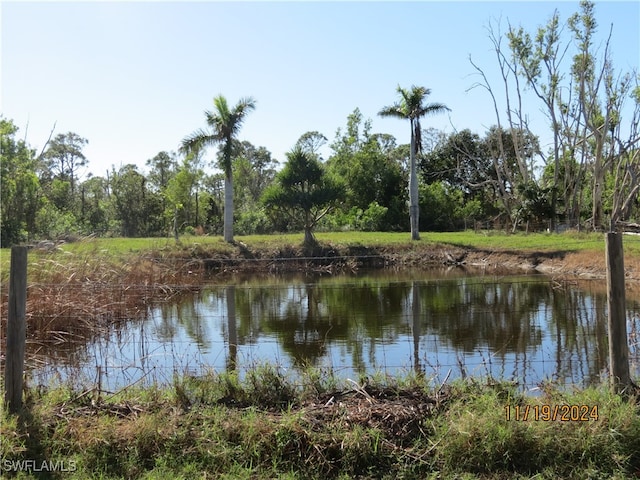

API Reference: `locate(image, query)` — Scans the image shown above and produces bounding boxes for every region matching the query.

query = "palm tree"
[181,95,256,242]
[379,85,449,240]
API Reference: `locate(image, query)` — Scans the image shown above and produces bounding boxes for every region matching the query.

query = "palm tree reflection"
[226,285,237,371]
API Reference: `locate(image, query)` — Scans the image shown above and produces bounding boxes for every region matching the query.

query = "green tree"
[419,181,465,231]
[164,154,204,240]
[180,95,256,242]
[421,127,546,229]
[41,131,88,196]
[144,150,178,233]
[200,172,225,234]
[231,141,278,235]
[232,141,278,205]
[146,151,178,192]
[262,147,345,246]
[483,126,542,227]
[79,175,110,234]
[327,109,407,231]
[295,131,328,158]
[421,129,484,187]
[39,131,89,230]
[0,118,41,246]
[568,1,640,229]
[420,129,494,220]
[379,85,450,240]
[110,164,163,237]
[515,180,554,231]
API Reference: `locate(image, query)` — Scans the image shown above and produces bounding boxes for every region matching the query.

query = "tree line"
[2,1,638,247]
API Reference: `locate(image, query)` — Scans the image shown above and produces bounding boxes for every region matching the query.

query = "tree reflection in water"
[30,271,640,390]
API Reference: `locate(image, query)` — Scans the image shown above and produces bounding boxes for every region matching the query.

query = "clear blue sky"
[2,1,638,178]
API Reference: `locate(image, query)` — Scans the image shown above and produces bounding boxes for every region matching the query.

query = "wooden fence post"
[605,232,631,393]
[4,246,27,413]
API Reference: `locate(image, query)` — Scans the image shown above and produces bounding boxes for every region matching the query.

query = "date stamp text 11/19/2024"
[505,404,599,422]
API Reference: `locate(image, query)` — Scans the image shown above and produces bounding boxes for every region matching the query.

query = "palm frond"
[228,97,257,135]
[213,95,230,119]
[378,103,407,119]
[418,102,451,117]
[396,85,412,105]
[380,85,450,155]
[179,129,217,156]
[183,94,256,174]
[204,110,221,129]
[236,96,257,113]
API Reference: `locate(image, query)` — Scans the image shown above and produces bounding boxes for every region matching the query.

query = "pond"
[29,269,640,392]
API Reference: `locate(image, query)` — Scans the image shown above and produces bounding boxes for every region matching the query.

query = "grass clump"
[431,378,640,478]
[171,364,298,411]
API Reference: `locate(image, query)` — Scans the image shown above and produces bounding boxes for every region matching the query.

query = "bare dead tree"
[36,121,57,160]
[467,20,543,230]
[610,74,640,229]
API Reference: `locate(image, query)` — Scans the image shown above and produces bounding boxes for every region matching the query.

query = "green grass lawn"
[56,229,639,255]
[425,229,609,251]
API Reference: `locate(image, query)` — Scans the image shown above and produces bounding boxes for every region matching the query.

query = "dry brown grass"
[0,251,205,353]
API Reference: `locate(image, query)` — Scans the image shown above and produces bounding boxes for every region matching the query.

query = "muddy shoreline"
[165,241,640,285]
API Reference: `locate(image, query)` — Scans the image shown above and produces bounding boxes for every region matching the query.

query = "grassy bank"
[2,366,639,479]
[3,230,640,282]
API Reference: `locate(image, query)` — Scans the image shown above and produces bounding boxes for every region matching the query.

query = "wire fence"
[8,274,639,394]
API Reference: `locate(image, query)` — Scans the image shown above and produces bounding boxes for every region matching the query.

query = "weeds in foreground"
[2,368,639,479]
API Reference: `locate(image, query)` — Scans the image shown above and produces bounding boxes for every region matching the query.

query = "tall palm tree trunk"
[409,124,420,240]
[181,95,255,244]
[378,85,448,241]
[224,173,234,242]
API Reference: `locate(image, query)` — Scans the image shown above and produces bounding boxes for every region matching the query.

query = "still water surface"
[31,269,640,391]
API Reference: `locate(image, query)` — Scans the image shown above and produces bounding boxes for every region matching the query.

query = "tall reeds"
[0,250,204,356]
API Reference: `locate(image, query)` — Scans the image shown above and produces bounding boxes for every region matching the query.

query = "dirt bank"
[164,240,640,286]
